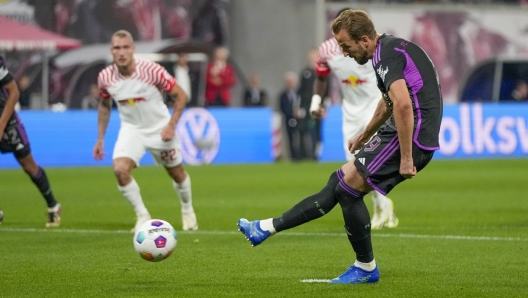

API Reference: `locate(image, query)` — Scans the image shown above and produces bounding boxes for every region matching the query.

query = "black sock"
[336,180,374,263]
[272,169,343,232]
[30,167,58,208]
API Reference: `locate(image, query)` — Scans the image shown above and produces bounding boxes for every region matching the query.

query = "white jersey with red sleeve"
[316,38,380,123]
[98,57,176,135]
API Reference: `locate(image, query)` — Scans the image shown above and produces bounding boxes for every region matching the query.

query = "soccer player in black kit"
[237,9,443,284]
[0,56,61,227]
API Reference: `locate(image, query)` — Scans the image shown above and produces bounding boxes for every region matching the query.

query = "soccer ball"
[133,219,177,262]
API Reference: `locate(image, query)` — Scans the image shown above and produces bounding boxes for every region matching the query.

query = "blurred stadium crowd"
[0,0,525,164]
[328,0,528,3]
[0,0,527,110]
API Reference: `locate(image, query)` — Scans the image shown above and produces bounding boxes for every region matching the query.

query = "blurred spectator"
[27,0,55,31]
[81,84,101,110]
[205,47,236,107]
[510,80,528,101]
[279,71,303,161]
[174,53,192,102]
[192,0,227,45]
[17,75,31,110]
[242,74,268,107]
[163,0,192,40]
[297,48,321,160]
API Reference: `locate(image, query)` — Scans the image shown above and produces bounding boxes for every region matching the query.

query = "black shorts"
[354,127,435,195]
[0,116,31,159]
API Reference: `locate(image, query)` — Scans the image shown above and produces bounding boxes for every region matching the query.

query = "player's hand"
[93,139,106,161]
[310,106,326,120]
[161,125,175,142]
[400,156,416,179]
[348,133,368,154]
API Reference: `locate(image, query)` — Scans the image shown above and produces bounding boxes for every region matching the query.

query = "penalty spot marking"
[300,279,330,283]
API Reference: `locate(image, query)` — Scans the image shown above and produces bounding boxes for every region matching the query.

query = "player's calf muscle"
[272,171,341,232]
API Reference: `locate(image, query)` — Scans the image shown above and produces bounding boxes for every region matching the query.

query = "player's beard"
[354,49,369,65]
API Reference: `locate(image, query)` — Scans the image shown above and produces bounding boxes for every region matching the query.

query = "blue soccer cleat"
[237,218,270,247]
[329,265,380,284]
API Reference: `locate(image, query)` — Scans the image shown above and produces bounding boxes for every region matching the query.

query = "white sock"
[118,179,149,216]
[354,259,377,271]
[370,191,388,210]
[47,203,61,213]
[259,218,276,235]
[173,175,194,213]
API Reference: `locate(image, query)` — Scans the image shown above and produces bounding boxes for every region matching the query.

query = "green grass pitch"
[0,160,527,297]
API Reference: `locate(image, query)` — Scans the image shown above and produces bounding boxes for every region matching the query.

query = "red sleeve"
[99,88,111,99]
[97,71,111,99]
[315,44,331,77]
[315,61,331,77]
[152,63,176,92]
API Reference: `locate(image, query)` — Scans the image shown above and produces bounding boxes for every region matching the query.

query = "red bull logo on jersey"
[117,97,146,106]
[341,76,368,88]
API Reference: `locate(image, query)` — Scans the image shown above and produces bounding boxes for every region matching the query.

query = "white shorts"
[113,127,183,167]
[343,118,369,161]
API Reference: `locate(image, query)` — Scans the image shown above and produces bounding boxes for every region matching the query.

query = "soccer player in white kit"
[93,30,198,232]
[310,9,398,229]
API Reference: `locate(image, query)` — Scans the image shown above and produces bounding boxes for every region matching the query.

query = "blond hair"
[331,9,376,42]
[112,30,134,42]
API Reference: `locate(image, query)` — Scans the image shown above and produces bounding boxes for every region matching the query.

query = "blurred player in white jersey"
[310,9,398,229]
[93,30,197,232]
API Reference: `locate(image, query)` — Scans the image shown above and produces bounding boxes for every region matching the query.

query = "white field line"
[392,226,528,231]
[0,227,526,242]
[300,279,331,283]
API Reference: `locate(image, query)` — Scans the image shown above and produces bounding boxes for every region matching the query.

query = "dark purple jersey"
[372,34,443,151]
[0,56,14,110]
[0,55,21,134]
[0,56,30,157]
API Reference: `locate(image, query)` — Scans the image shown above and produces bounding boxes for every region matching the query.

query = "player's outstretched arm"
[0,80,19,136]
[348,96,391,153]
[161,84,188,142]
[387,79,416,179]
[93,99,111,161]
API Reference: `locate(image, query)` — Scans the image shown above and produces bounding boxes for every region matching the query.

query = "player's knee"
[17,155,38,176]
[327,170,341,185]
[113,164,132,183]
[167,165,186,183]
[307,171,341,213]
[319,171,340,198]
[21,163,37,176]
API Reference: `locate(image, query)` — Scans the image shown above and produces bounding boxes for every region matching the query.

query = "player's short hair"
[336,7,352,19]
[112,30,134,42]
[331,9,376,42]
